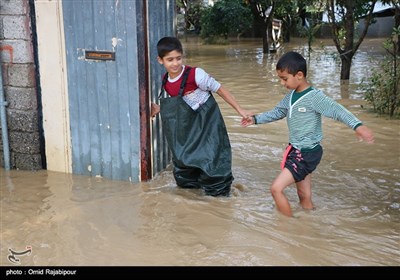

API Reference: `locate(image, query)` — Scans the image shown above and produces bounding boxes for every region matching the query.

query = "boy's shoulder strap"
[178,66,192,97]
[158,72,169,99]
[158,66,193,99]
[161,72,169,87]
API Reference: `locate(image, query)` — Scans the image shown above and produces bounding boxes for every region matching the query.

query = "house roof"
[371,7,396,18]
[322,3,398,21]
[370,2,398,18]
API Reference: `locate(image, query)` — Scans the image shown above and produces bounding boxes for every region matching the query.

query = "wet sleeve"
[255,94,290,124]
[195,67,221,93]
[313,91,362,129]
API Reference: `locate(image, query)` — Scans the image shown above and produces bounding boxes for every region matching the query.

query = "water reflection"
[1,38,399,266]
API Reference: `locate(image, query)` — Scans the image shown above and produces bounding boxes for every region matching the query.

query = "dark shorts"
[283,145,323,182]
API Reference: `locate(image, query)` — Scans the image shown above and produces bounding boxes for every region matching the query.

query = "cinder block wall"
[0,0,42,170]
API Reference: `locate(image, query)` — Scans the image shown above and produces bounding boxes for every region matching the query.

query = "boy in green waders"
[151,37,251,196]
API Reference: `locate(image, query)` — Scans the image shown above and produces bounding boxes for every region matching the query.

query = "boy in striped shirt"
[241,51,374,217]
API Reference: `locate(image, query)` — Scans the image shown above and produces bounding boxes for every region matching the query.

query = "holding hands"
[241,115,255,127]
[238,109,254,120]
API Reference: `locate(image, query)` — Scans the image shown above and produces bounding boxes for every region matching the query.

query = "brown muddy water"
[1,38,399,266]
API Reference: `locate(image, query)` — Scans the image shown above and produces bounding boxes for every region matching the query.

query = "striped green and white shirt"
[254,87,362,150]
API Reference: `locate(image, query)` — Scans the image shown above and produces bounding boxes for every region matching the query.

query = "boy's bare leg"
[296,174,314,210]
[270,168,296,217]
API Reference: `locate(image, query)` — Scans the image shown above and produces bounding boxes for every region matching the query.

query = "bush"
[361,27,400,118]
[200,0,252,42]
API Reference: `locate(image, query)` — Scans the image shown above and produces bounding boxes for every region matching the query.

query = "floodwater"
[1,38,399,266]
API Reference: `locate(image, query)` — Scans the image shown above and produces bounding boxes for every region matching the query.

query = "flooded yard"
[1,38,399,266]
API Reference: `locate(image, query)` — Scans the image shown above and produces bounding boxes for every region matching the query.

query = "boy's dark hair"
[276,51,307,77]
[157,37,183,58]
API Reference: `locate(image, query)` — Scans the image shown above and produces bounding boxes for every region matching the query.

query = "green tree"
[245,0,313,53]
[200,0,253,42]
[393,2,400,55]
[326,0,378,80]
[362,27,400,118]
[176,0,204,33]
[245,0,277,53]
[296,0,325,57]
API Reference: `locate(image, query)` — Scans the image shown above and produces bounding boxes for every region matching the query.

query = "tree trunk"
[340,53,353,80]
[247,0,274,54]
[327,0,376,81]
[396,5,400,55]
[262,26,269,53]
[390,33,399,117]
[262,34,269,53]
[263,17,273,53]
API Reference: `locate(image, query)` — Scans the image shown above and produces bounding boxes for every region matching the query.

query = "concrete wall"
[0,0,42,170]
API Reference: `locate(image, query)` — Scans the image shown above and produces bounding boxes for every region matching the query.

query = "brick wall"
[0,0,42,170]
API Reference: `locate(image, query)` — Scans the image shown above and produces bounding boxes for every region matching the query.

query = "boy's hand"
[151,103,160,118]
[241,116,255,127]
[355,125,374,144]
[238,109,253,119]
